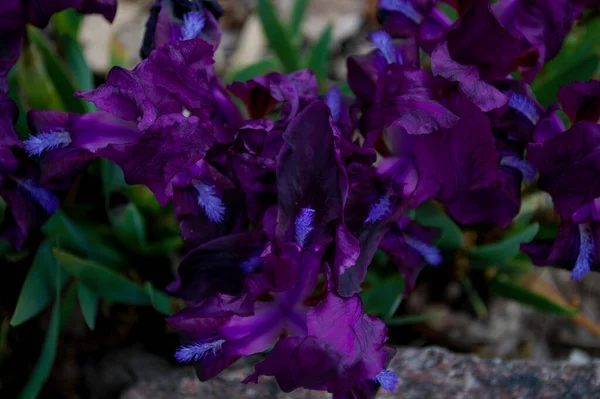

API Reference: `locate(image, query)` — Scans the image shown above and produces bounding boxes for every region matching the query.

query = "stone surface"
[120,347,600,399]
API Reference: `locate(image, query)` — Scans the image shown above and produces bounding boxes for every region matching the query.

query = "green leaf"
[386,312,445,326]
[101,160,127,199]
[289,0,310,41]
[490,276,578,316]
[54,249,152,305]
[361,275,405,320]
[461,277,487,319]
[257,0,299,72]
[414,201,464,250]
[11,241,68,326]
[469,223,539,263]
[306,24,333,85]
[42,210,126,268]
[27,27,87,113]
[61,36,95,101]
[52,8,82,38]
[226,59,279,83]
[144,283,174,316]
[77,283,98,330]
[532,17,600,106]
[18,258,61,399]
[15,46,63,111]
[109,203,147,250]
[7,71,29,138]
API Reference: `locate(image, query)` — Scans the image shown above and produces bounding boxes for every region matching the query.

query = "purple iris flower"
[380,215,441,292]
[347,30,419,106]
[348,31,458,148]
[378,0,455,51]
[557,80,600,123]
[244,292,394,397]
[228,70,319,122]
[381,90,499,209]
[75,38,242,205]
[0,95,61,249]
[430,0,521,112]
[169,159,246,249]
[140,0,222,59]
[25,110,142,190]
[0,0,116,93]
[493,0,578,82]
[523,120,600,279]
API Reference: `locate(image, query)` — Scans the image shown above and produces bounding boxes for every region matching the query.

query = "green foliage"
[361,273,406,321]
[469,223,539,264]
[226,59,279,83]
[257,0,300,72]
[27,27,89,114]
[414,201,464,250]
[306,24,333,86]
[77,283,99,330]
[11,241,68,327]
[386,313,445,326]
[18,261,61,399]
[532,17,600,105]
[289,0,311,42]
[490,276,578,316]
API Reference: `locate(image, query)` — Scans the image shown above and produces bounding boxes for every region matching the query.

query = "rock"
[120,347,600,399]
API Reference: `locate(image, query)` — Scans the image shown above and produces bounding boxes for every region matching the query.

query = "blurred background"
[1,1,600,398]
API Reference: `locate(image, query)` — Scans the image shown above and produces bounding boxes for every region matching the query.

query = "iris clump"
[1,0,600,397]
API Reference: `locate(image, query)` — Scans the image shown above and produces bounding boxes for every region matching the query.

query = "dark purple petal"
[169,231,265,303]
[431,42,509,112]
[229,70,318,121]
[362,64,459,146]
[97,114,215,205]
[0,95,20,147]
[445,166,522,227]
[527,121,600,220]
[25,0,117,28]
[557,80,600,123]
[246,293,389,396]
[494,0,575,81]
[244,336,341,392]
[170,160,246,248]
[380,218,441,292]
[390,91,499,206]
[445,0,521,81]
[0,28,22,94]
[276,101,349,248]
[27,110,142,153]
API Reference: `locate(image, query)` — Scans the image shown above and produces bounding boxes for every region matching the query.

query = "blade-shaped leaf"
[42,210,126,268]
[11,241,68,326]
[491,276,578,316]
[257,0,299,72]
[52,8,82,38]
[18,259,61,399]
[144,282,175,316]
[54,249,151,305]
[226,59,278,83]
[28,27,87,113]
[469,223,539,263]
[61,35,95,96]
[361,274,405,320]
[306,24,332,86]
[532,17,600,106]
[289,0,310,42]
[77,283,98,330]
[414,201,464,250]
[386,312,446,326]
